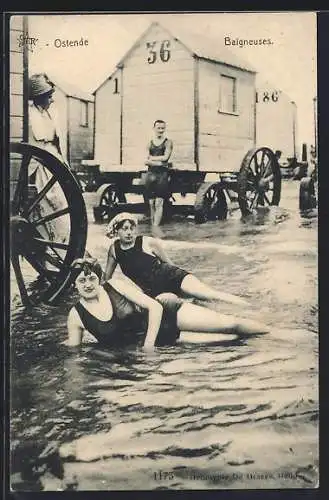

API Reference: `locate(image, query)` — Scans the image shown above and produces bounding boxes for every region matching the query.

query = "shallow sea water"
[10,180,318,490]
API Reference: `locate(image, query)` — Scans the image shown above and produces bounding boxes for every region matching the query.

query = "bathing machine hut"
[32,75,95,172]
[93,21,257,173]
[89,21,283,223]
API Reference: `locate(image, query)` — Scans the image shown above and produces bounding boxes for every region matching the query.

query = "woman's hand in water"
[214,291,251,307]
[229,296,251,307]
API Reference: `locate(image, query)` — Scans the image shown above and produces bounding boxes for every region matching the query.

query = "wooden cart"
[90,146,282,224]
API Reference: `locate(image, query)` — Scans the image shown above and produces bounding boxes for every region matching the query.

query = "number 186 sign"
[256,90,280,103]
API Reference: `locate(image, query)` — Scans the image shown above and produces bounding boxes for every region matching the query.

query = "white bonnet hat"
[29,73,54,99]
[106,212,138,238]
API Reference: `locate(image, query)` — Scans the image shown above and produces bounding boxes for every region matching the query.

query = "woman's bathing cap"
[106,212,138,238]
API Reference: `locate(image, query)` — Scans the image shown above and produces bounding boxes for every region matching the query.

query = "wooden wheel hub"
[11,216,31,249]
[237,147,282,216]
[258,177,270,191]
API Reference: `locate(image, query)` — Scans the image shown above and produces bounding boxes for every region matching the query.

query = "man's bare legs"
[149,197,164,237]
[149,198,156,226]
[153,197,164,226]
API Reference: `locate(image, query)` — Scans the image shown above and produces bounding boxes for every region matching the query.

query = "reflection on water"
[10,181,318,490]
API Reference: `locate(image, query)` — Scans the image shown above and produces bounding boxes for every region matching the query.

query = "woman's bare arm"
[110,278,163,349]
[66,308,84,346]
[103,244,118,283]
[147,237,174,265]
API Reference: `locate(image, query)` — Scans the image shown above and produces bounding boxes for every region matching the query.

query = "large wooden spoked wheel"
[93,183,127,223]
[194,182,228,223]
[10,142,88,306]
[237,147,281,217]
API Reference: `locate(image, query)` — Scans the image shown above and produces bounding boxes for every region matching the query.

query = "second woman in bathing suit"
[103,212,249,307]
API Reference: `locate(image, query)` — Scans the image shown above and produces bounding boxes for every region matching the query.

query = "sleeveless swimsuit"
[149,138,170,157]
[74,281,181,347]
[114,236,189,298]
[145,138,172,199]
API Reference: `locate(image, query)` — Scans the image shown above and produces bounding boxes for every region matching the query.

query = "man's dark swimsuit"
[144,138,172,199]
[114,236,189,298]
[74,282,182,347]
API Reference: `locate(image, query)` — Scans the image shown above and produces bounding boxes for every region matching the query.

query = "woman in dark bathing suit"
[104,213,250,306]
[66,256,268,351]
[67,258,182,350]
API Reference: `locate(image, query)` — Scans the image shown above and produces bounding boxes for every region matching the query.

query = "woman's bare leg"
[180,274,249,307]
[176,302,269,336]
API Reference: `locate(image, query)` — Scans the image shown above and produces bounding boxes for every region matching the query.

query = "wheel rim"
[203,187,224,220]
[194,182,228,223]
[99,186,126,221]
[100,188,120,207]
[238,147,281,215]
[10,142,87,305]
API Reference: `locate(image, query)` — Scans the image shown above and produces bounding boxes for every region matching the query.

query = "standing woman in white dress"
[28,73,70,246]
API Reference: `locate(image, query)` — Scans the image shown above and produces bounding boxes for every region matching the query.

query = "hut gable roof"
[93,21,256,94]
[47,73,94,102]
[117,21,257,73]
[92,67,119,95]
[162,23,257,73]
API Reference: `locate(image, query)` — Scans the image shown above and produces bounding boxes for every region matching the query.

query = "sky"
[25,12,317,147]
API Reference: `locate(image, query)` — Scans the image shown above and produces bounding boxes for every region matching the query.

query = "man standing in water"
[144,120,173,232]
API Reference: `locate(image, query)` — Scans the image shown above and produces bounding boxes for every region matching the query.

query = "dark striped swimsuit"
[114,236,189,298]
[74,281,181,347]
[144,138,172,199]
[149,138,169,157]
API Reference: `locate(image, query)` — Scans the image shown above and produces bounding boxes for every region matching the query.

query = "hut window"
[220,75,237,114]
[80,100,88,127]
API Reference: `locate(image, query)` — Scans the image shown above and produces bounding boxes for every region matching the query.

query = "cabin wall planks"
[256,85,296,160]
[10,15,28,198]
[10,16,25,142]
[122,23,195,169]
[67,97,94,170]
[94,70,121,169]
[198,59,255,172]
[45,85,94,171]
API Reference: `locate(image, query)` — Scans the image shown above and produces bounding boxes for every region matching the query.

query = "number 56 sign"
[256,90,281,103]
[146,40,171,64]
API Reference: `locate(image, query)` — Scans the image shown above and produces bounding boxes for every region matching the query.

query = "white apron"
[28,102,70,252]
